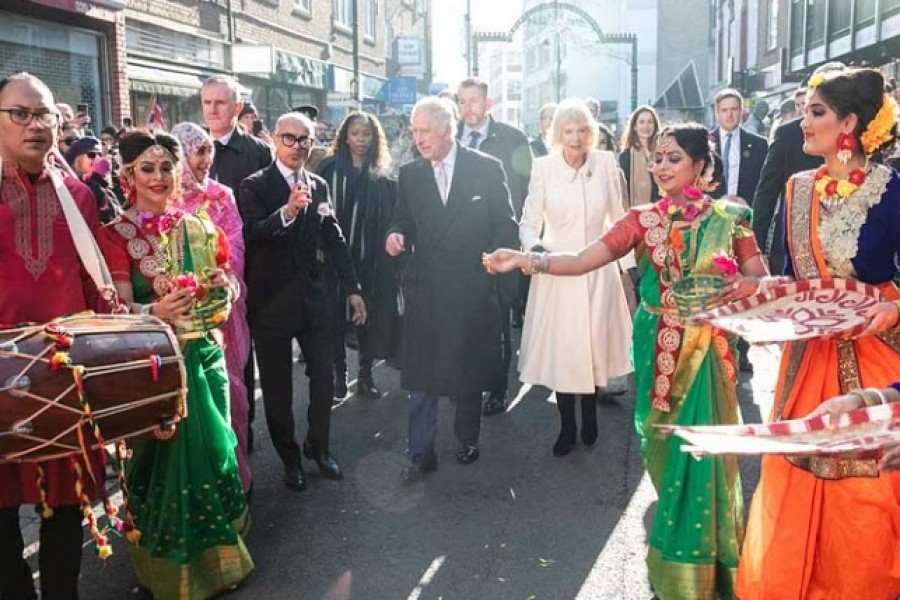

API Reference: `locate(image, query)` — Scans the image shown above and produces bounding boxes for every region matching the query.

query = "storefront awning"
[127,64,203,98]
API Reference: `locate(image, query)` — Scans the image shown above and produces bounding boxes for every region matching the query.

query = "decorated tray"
[692,278,883,343]
[658,402,900,457]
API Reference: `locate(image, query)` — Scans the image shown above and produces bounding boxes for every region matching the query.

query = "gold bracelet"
[850,388,883,407]
[865,387,889,405]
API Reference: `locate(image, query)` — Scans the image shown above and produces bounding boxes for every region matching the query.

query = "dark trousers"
[490,299,513,396]
[254,322,335,468]
[0,505,83,600]
[332,309,373,376]
[407,391,482,456]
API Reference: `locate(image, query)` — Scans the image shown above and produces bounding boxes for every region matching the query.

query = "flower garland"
[816,164,892,278]
[814,165,867,202]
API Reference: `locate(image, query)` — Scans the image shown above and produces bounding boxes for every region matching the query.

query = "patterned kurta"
[0,160,104,508]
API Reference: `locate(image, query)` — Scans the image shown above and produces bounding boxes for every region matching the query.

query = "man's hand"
[349,294,367,325]
[285,183,312,220]
[385,232,406,257]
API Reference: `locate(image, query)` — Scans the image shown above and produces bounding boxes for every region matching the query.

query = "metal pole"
[631,37,638,110]
[352,0,361,109]
[554,0,560,102]
[466,0,473,76]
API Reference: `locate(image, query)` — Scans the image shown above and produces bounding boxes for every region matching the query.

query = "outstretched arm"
[483,237,617,277]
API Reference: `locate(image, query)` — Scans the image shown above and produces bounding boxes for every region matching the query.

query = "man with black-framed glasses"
[0,72,107,600]
[239,111,365,491]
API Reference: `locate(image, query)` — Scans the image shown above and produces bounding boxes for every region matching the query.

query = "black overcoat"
[388,144,518,395]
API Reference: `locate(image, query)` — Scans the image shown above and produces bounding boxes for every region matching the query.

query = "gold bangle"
[850,388,882,408]
[865,387,889,406]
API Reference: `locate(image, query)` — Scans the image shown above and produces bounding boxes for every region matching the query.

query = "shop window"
[884,0,900,15]
[365,0,376,40]
[857,0,877,26]
[789,0,804,56]
[0,14,106,129]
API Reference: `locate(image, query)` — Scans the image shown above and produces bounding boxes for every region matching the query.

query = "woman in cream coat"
[519,99,634,456]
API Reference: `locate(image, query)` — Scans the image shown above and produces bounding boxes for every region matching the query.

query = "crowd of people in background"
[4,59,900,600]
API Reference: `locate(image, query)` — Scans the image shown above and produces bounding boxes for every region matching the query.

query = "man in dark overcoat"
[386,97,518,481]
[456,77,533,415]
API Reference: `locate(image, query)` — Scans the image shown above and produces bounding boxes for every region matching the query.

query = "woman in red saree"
[735,67,900,600]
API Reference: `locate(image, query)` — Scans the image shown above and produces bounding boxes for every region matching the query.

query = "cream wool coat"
[518,150,634,394]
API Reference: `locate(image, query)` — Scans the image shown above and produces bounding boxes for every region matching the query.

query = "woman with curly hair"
[317,112,399,398]
[736,67,900,600]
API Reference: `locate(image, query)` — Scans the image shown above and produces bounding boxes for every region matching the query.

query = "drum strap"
[0,154,117,305]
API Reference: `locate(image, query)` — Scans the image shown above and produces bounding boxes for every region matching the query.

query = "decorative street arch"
[472,1,639,110]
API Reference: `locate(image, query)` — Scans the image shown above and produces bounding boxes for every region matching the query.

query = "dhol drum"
[0,313,186,462]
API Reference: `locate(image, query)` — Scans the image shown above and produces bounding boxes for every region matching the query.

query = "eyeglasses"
[85,151,101,159]
[278,133,312,149]
[0,108,59,127]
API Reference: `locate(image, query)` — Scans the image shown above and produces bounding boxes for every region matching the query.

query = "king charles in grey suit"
[385,97,518,482]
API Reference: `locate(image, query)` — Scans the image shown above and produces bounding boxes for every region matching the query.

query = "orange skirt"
[735,335,900,600]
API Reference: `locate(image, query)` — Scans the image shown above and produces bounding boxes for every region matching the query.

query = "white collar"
[276,159,305,183]
[215,127,235,146]
[720,127,740,143]
[431,141,458,168]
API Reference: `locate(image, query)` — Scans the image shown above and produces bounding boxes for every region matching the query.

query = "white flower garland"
[817,164,892,278]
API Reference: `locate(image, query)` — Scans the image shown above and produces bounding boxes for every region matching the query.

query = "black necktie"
[210,141,227,181]
[467,131,480,149]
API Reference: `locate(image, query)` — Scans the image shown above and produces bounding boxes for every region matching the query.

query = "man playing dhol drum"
[0,72,107,600]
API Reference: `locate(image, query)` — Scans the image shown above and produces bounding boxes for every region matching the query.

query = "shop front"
[328,65,388,121]
[125,19,230,128]
[238,50,328,129]
[0,0,126,130]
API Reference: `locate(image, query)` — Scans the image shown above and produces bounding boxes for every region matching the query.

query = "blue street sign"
[387,76,418,105]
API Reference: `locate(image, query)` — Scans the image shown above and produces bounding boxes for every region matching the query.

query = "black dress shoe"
[482,392,506,416]
[401,453,438,482]
[357,373,381,398]
[284,465,306,491]
[334,375,348,400]
[303,443,343,480]
[456,444,480,465]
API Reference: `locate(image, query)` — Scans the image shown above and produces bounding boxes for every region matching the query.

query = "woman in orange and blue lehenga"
[736,67,900,600]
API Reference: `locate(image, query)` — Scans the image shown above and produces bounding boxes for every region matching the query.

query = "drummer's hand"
[880,443,900,471]
[482,249,526,274]
[859,301,900,337]
[349,293,367,325]
[718,274,759,304]
[806,393,865,427]
[154,288,193,322]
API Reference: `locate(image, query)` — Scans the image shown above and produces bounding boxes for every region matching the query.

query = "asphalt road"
[22,341,781,600]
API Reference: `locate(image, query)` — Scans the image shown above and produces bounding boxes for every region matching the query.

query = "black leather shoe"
[334,375,348,400]
[482,392,506,416]
[357,373,381,398]
[401,453,438,482]
[456,444,480,465]
[284,465,306,491]
[303,443,343,480]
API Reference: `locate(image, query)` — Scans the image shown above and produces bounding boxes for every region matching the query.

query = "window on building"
[507,79,522,96]
[768,0,778,50]
[789,0,804,56]
[293,0,311,12]
[805,0,826,47]
[856,0,876,26]
[828,0,851,36]
[334,0,352,28]
[365,0,376,38]
[884,0,900,14]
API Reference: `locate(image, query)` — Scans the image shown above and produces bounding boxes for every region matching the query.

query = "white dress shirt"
[276,159,306,226]
[461,119,490,150]
[432,142,458,204]
[719,127,741,197]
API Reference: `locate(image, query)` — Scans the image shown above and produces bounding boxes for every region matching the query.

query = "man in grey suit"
[386,97,518,481]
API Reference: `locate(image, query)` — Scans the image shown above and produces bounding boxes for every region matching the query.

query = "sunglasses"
[85,151,101,159]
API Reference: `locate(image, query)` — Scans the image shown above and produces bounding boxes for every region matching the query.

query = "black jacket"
[530,135,549,158]
[457,116,533,217]
[708,126,768,202]
[211,125,273,197]
[317,155,399,358]
[750,118,823,275]
[238,162,360,331]
[388,144,518,395]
